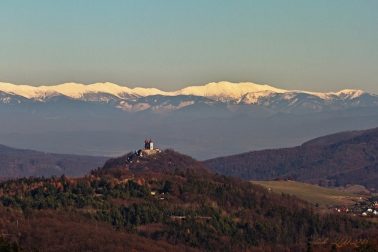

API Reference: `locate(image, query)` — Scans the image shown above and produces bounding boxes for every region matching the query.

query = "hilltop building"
[144,139,154,150]
[141,139,160,156]
[126,139,161,163]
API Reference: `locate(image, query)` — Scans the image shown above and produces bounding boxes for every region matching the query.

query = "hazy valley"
[1,81,378,159]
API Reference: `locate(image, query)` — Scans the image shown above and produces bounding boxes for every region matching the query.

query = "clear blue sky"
[0,0,377,92]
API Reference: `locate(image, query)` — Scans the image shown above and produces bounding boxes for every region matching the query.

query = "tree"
[162,181,173,194]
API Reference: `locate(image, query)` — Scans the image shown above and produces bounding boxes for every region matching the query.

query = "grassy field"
[251,180,366,207]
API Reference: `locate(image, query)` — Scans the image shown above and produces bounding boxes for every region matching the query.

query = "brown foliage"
[0,206,197,252]
[0,144,107,178]
[205,127,378,188]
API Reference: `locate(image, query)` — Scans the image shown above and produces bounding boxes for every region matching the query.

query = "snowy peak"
[333,89,365,99]
[238,90,278,104]
[0,81,289,101]
[0,82,125,99]
[0,81,372,101]
[0,81,375,111]
[0,82,168,99]
[175,81,287,101]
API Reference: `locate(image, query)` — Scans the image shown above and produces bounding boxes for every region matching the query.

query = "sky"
[0,0,377,93]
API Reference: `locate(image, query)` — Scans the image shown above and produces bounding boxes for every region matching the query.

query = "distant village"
[333,196,378,219]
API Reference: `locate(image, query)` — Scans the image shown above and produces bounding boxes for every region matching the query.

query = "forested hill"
[0,144,107,178]
[0,149,377,251]
[205,127,378,189]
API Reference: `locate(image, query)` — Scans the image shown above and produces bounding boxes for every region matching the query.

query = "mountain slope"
[1,81,376,112]
[0,82,169,99]
[1,81,378,159]
[1,149,376,251]
[205,127,378,189]
[0,144,108,178]
[251,180,365,207]
[175,81,287,101]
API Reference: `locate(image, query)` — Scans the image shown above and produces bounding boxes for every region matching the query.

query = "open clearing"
[251,180,366,207]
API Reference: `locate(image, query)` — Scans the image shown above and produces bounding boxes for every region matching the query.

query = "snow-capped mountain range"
[1,80,378,159]
[0,81,377,113]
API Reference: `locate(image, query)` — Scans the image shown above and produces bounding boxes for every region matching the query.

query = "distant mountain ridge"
[1,81,376,113]
[0,144,107,178]
[1,81,378,159]
[205,127,378,189]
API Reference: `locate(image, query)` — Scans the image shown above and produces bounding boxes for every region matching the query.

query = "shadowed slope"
[0,144,107,178]
[205,127,378,188]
